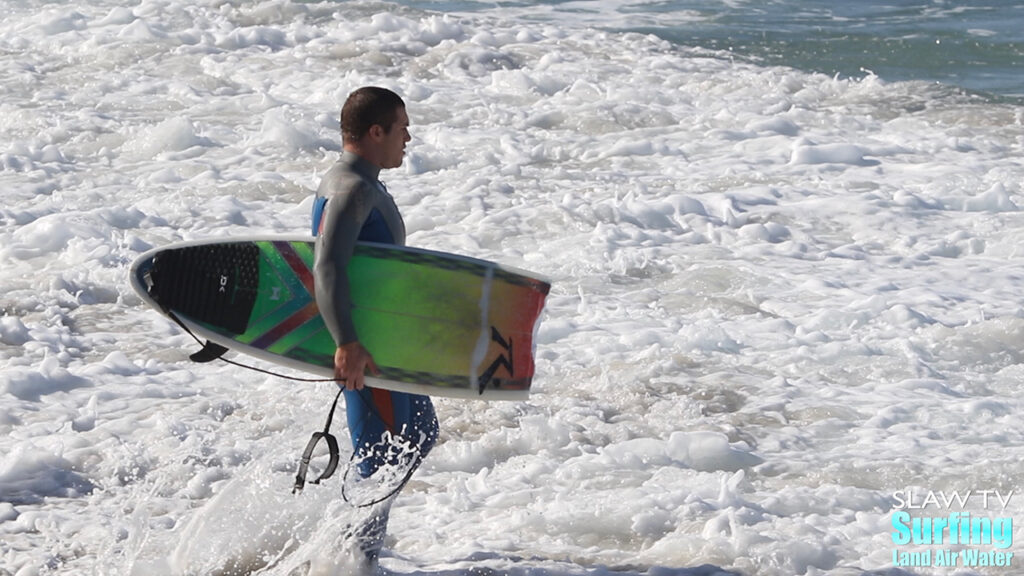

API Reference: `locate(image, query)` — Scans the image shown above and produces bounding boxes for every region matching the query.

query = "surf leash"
[164,310,419,506]
[291,384,422,507]
[293,388,342,494]
[164,310,338,382]
[340,428,423,509]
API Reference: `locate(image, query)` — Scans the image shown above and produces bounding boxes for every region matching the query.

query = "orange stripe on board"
[274,241,315,295]
[250,302,319,350]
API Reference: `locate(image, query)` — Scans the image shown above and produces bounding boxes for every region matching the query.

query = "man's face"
[379,106,411,169]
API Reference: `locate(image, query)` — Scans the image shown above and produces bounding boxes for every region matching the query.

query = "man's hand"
[334,341,380,390]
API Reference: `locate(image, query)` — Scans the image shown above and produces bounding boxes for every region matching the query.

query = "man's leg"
[343,388,438,558]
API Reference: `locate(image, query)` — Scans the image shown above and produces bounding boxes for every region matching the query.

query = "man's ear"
[367,124,385,140]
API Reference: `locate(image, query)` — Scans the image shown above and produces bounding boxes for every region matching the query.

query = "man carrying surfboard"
[311,86,439,569]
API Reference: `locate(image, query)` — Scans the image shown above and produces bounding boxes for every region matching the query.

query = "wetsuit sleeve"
[313,181,375,346]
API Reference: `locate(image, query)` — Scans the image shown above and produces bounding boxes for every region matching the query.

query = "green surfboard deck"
[130,237,550,400]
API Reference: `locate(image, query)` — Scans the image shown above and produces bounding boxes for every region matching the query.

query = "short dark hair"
[340,86,405,143]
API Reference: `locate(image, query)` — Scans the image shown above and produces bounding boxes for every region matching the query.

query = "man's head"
[341,86,410,170]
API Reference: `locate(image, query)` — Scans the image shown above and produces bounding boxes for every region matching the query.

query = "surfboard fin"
[189,340,230,363]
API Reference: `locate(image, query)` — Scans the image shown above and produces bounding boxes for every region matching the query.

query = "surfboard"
[129,236,550,400]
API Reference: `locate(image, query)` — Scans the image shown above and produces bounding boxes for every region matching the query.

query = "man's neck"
[344,144,383,171]
[342,148,382,182]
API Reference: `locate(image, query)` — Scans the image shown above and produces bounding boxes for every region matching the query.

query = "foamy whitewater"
[2,1,1024,575]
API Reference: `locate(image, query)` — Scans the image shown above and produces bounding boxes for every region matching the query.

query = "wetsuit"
[312,150,438,558]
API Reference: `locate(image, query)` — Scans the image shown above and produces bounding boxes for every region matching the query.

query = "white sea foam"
[2,1,1024,575]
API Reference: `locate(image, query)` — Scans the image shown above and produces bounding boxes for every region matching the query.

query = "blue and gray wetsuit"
[312,150,438,555]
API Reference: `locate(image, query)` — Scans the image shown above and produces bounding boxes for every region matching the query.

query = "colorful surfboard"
[130,237,550,400]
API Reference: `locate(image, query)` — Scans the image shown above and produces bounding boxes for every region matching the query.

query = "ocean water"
[1,1,1024,575]
[408,0,1024,100]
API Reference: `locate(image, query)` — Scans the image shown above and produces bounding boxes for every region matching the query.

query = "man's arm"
[313,181,380,389]
[332,342,379,391]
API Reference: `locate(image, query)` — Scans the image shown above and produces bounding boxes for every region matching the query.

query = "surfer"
[311,86,439,569]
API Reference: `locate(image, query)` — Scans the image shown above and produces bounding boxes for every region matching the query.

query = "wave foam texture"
[2,1,1024,575]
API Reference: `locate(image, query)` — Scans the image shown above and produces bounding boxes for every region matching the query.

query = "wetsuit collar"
[341,150,382,184]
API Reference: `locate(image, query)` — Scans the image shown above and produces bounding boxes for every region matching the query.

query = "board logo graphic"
[478,326,513,393]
